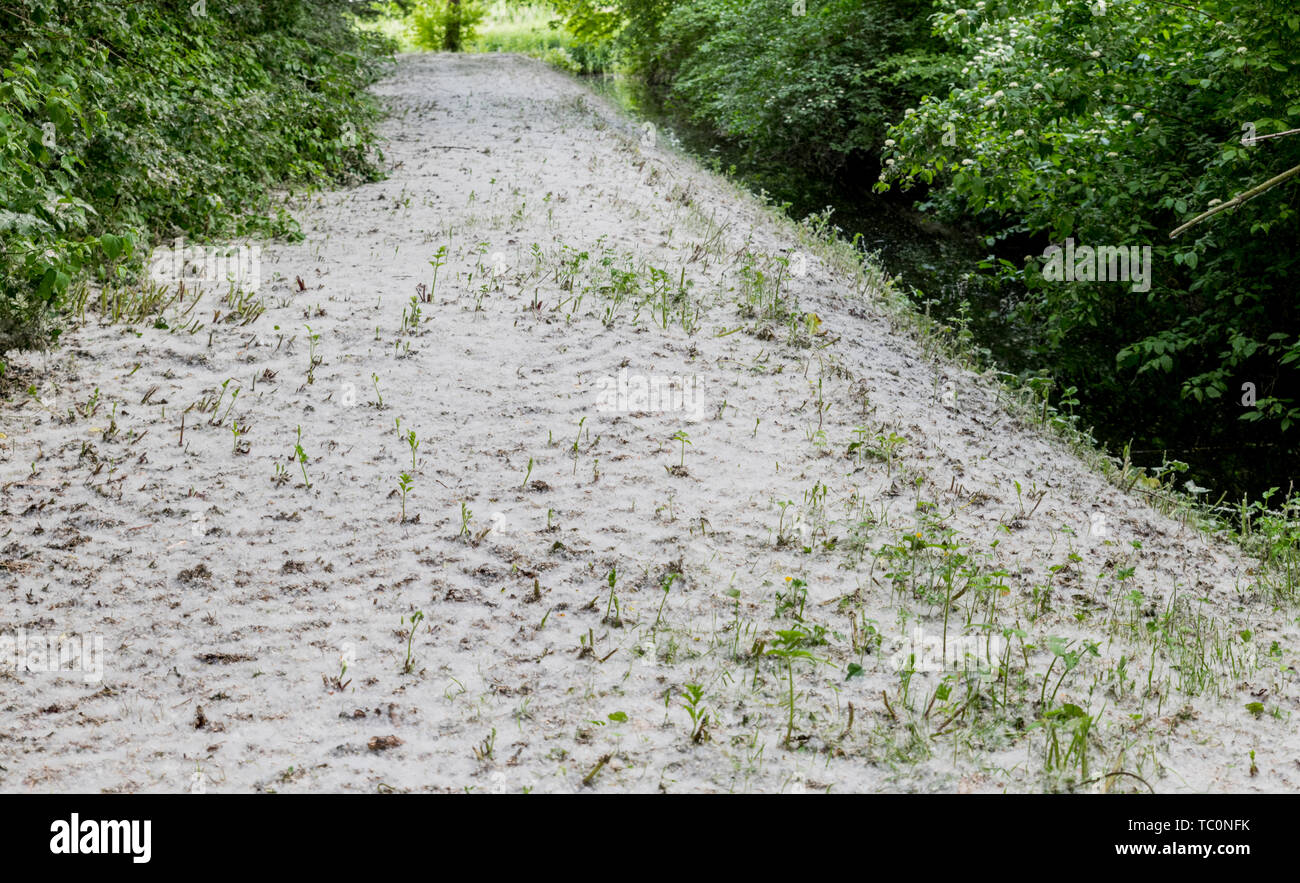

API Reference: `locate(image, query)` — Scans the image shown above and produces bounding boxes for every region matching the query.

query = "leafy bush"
[878,0,1300,492]
[551,0,949,177]
[467,1,568,53]
[0,0,393,371]
[411,0,488,50]
[657,0,949,177]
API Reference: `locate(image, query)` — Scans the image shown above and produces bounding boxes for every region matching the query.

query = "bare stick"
[1170,161,1300,238]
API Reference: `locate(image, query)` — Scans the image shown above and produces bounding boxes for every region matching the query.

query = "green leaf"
[100,233,121,261]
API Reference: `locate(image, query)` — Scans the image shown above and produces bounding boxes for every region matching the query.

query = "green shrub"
[878,0,1300,493]
[657,0,949,177]
[0,0,393,372]
[467,1,564,52]
[411,0,488,51]
[550,0,949,173]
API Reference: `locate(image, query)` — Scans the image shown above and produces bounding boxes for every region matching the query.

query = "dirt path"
[1,53,1295,793]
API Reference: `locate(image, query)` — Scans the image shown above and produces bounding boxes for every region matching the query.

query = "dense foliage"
[0,0,392,369]
[410,0,488,50]
[552,0,1299,498]
[877,0,1300,495]
[555,0,949,180]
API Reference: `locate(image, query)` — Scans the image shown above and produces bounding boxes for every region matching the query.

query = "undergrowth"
[0,0,394,371]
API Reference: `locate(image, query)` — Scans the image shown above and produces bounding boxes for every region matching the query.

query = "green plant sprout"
[604,566,621,626]
[670,430,691,470]
[397,472,413,522]
[403,609,425,674]
[653,571,679,636]
[571,416,586,475]
[304,324,321,383]
[765,626,827,749]
[294,425,311,489]
[406,430,419,470]
[681,683,709,743]
[429,245,448,301]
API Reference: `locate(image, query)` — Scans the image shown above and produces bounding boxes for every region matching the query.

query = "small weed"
[397,473,414,522]
[402,610,425,674]
[681,683,710,743]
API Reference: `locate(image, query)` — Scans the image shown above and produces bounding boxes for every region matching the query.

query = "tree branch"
[1169,162,1300,238]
